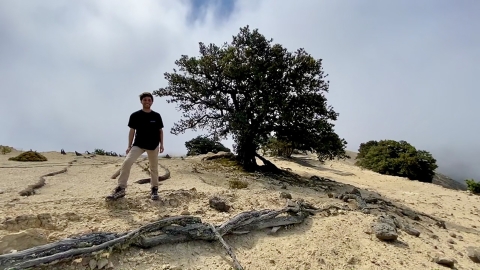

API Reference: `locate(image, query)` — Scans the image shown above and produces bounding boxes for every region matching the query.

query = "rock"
[89,259,97,269]
[447,239,456,244]
[97,258,109,269]
[327,192,334,198]
[466,246,480,263]
[280,184,287,189]
[400,209,420,221]
[403,224,421,237]
[280,192,292,199]
[449,232,457,238]
[208,196,230,212]
[435,220,447,229]
[180,210,190,215]
[432,253,455,268]
[372,222,398,241]
[0,189,4,194]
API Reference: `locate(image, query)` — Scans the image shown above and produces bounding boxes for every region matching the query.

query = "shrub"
[355,140,438,183]
[185,135,231,156]
[0,145,12,155]
[465,179,480,194]
[9,151,48,162]
[93,149,106,155]
[260,137,294,158]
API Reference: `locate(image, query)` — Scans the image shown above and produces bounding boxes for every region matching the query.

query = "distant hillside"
[343,150,467,191]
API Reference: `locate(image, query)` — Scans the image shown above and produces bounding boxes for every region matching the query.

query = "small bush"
[465,179,480,194]
[9,151,48,162]
[260,137,294,158]
[0,145,13,155]
[185,135,231,156]
[355,139,438,183]
[94,149,106,155]
[229,179,248,189]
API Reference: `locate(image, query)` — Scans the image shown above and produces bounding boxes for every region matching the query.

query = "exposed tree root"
[18,160,76,196]
[0,200,317,270]
[110,162,171,184]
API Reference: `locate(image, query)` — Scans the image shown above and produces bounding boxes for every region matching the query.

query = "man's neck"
[142,108,152,113]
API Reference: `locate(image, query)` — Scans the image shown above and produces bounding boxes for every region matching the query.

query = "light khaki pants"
[117,146,159,188]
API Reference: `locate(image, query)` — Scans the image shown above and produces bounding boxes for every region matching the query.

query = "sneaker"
[151,186,159,201]
[105,186,125,200]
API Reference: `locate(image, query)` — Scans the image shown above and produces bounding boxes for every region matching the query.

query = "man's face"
[141,97,153,108]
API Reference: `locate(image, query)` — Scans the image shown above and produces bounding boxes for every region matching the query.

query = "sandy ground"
[0,150,480,270]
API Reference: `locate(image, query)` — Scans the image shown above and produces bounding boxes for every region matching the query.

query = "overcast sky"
[1,0,479,181]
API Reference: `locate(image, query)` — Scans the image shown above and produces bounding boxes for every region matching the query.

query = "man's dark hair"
[139,92,154,101]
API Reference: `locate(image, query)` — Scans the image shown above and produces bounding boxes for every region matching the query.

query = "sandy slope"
[0,150,479,270]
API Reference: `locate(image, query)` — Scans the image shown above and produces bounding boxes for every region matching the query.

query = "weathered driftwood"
[110,163,171,184]
[0,201,317,270]
[18,168,68,196]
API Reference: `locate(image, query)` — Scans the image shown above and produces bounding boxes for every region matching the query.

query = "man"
[106,92,165,201]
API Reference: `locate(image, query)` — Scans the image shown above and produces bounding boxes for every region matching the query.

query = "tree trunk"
[235,139,258,172]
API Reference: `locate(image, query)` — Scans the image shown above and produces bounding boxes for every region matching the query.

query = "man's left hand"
[159,144,164,153]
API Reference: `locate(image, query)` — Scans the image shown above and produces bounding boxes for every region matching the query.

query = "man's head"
[139,92,153,110]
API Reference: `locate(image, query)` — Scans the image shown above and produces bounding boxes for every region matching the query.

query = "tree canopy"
[154,25,347,171]
[185,135,231,156]
[355,139,438,183]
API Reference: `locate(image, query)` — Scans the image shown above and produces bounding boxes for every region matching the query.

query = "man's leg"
[117,146,144,188]
[146,147,159,200]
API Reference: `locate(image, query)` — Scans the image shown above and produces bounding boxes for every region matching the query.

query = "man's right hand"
[126,146,132,155]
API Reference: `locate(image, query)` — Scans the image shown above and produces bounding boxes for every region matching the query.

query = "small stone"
[97,258,109,269]
[0,189,4,194]
[432,253,455,268]
[181,210,190,215]
[466,246,480,263]
[280,192,292,199]
[89,259,97,269]
[449,232,457,238]
[403,224,421,237]
[281,184,287,189]
[327,192,334,198]
[372,222,398,241]
[447,239,456,244]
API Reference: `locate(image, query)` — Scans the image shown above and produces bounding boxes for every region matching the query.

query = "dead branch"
[18,162,73,196]
[0,201,316,270]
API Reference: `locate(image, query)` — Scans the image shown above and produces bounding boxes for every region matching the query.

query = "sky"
[0,0,479,182]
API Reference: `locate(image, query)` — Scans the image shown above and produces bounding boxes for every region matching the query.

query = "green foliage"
[9,151,47,162]
[0,145,12,155]
[93,149,106,155]
[154,25,347,170]
[355,140,438,183]
[465,179,480,194]
[185,135,231,156]
[260,136,294,158]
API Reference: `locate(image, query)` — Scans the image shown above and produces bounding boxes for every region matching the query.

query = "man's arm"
[160,128,163,145]
[128,128,135,147]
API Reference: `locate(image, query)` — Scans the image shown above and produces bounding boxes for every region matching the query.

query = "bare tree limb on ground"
[0,201,317,270]
[18,160,76,196]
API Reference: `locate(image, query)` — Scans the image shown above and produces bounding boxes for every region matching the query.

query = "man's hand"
[126,146,132,155]
[159,144,164,153]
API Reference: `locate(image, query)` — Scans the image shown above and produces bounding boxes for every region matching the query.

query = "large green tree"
[355,139,438,183]
[154,26,347,171]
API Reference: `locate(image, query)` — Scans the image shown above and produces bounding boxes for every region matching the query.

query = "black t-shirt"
[128,110,164,150]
